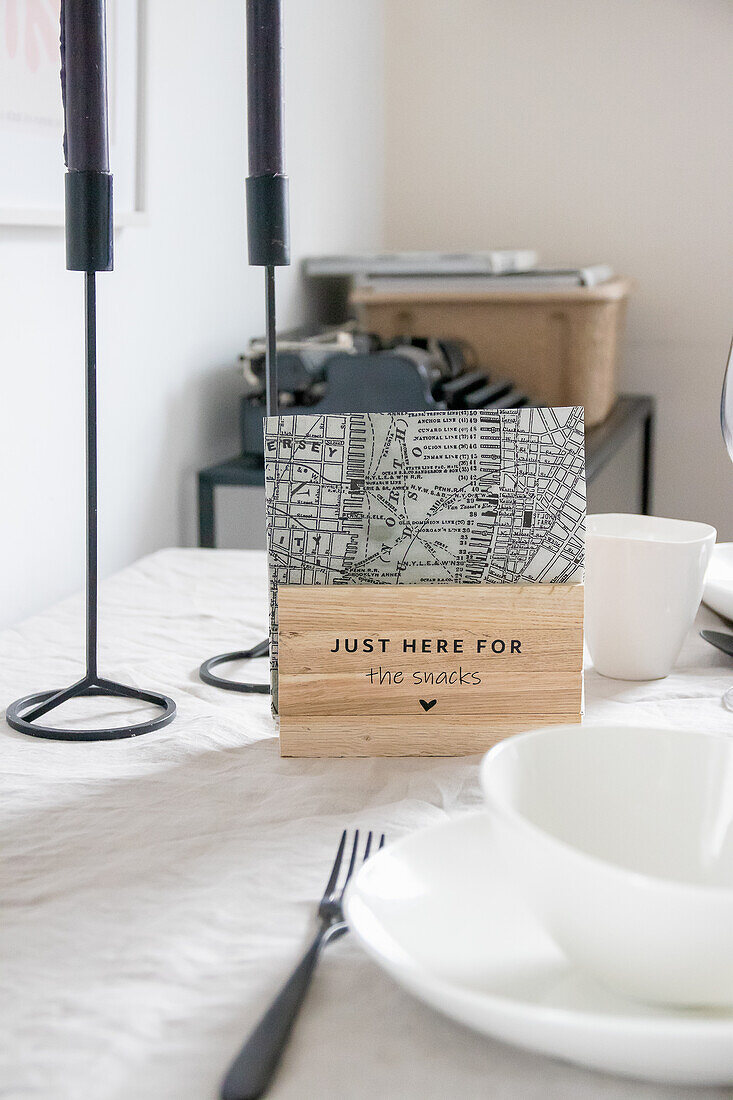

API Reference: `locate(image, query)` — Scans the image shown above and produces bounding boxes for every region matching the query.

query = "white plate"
[345,814,733,1086]
[703,542,733,621]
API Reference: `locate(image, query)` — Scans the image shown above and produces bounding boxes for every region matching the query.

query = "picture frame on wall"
[0,0,144,225]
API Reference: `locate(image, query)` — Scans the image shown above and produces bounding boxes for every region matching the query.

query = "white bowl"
[480,724,733,1007]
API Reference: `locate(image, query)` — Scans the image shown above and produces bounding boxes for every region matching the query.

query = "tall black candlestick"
[5,0,175,739]
[60,0,110,173]
[198,0,290,695]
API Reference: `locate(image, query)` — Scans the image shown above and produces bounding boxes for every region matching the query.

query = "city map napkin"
[264,407,585,708]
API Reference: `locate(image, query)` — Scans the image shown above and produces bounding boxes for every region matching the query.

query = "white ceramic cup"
[585,513,716,680]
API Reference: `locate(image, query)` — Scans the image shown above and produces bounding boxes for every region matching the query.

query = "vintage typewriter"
[239,323,531,456]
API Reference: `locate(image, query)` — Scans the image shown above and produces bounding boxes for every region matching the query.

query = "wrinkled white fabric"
[1,548,730,1100]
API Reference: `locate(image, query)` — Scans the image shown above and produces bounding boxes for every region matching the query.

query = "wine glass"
[719,336,733,710]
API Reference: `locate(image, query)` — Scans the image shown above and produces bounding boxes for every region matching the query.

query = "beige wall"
[385,0,733,534]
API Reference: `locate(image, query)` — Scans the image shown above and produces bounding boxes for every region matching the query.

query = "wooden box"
[277,582,584,757]
[351,277,633,427]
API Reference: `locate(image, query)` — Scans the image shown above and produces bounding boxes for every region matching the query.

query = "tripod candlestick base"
[6,676,176,741]
[5,258,179,741]
[198,637,270,694]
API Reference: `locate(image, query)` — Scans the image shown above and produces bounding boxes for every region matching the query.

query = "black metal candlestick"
[7,173,176,741]
[6,3,176,740]
[199,0,289,694]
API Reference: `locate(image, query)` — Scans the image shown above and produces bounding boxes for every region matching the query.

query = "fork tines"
[322,829,385,908]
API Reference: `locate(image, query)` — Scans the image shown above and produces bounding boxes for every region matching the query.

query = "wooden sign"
[277,583,584,757]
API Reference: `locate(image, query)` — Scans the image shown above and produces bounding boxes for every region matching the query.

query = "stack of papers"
[304,252,613,292]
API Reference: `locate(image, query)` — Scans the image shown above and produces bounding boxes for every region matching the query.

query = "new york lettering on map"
[265,407,585,707]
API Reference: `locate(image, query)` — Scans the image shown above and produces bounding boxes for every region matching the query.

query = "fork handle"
[221,926,328,1100]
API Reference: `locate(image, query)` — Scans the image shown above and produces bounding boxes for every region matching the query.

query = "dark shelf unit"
[197,395,655,549]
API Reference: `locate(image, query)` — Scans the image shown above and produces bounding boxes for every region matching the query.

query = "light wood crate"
[351,277,633,427]
[277,583,584,757]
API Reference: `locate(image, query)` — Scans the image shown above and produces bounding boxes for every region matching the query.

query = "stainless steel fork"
[221,829,385,1100]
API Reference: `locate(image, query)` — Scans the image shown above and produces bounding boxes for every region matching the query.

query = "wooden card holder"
[277,583,584,757]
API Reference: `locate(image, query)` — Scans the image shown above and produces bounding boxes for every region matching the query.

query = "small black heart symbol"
[419,699,437,712]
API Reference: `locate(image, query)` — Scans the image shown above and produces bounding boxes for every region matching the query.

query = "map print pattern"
[265,407,585,707]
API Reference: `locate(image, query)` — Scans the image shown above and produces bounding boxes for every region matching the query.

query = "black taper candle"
[245,0,290,275]
[247,0,284,176]
[61,0,113,273]
[245,0,290,414]
[60,0,110,173]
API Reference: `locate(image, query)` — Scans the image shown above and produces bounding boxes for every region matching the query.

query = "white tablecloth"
[2,548,732,1100]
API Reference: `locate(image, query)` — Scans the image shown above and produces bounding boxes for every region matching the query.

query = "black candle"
[60,0,110,172]
[246,0,285,177]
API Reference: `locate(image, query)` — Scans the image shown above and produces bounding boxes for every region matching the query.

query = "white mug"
[585,513,716,680]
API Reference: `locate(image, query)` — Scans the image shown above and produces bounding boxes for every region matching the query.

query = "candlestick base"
[198,637,270,694]
[6,675,176,741]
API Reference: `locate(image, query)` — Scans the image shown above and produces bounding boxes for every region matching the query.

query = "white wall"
[0,0,384,628]
[4,0,730,629]
[384,0,733,534]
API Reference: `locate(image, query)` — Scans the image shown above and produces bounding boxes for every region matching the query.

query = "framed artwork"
[0,0,144,225]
